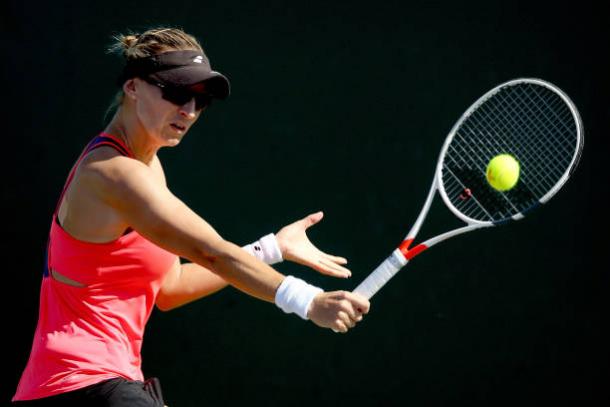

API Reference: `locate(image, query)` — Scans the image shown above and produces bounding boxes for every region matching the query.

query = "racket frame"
[353,78,584,300]
[437,78,584,226]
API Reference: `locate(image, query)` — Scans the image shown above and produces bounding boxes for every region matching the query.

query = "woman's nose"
[179,98,197,118]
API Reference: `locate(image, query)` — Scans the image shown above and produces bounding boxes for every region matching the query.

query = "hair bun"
[107,27,202,61]
[122,34,140,49]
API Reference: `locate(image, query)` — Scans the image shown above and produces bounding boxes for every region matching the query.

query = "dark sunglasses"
[143,77,213,111]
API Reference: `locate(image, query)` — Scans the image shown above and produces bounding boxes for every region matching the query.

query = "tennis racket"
[354,78,584,300]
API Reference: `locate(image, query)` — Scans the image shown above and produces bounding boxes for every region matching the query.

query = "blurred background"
[3,1,607,405]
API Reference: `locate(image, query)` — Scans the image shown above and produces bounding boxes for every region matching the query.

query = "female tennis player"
[12,27,369,406]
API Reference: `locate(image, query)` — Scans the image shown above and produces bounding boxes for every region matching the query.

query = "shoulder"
[81,146,150,178]
[78,146,158,203]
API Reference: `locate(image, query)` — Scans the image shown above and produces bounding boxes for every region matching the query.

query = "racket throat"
[399,239,428,260]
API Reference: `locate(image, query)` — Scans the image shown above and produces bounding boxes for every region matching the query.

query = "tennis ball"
[486,154,520,191]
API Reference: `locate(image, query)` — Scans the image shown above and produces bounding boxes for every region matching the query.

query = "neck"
[104,108,160,166]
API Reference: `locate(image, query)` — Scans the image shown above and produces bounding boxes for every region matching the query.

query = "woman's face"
[128,78,203,147]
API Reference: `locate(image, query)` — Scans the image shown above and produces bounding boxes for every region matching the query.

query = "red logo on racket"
[459,188,472,200]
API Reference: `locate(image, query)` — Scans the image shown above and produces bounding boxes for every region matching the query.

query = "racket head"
[435,78,584,226]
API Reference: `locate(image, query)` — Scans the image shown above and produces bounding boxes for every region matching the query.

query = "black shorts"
[12,377,165,407]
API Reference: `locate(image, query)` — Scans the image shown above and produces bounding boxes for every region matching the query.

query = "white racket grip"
[353,249,408,299]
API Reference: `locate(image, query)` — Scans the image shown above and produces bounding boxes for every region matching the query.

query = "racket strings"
[446,141,528,221]
[475,91,569,195]
[479,88,571,171]
[495,85,575,187]
[443,163,502,220]
[502,88,574,167]
[442,82,579,223]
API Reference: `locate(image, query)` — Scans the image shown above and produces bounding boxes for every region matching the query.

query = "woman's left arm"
[156,259,228,311]
[156,211,350,311]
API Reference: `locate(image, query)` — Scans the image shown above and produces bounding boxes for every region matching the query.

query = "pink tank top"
[13,133,178,401]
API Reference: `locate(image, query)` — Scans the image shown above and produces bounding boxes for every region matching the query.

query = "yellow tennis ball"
[486,154,520,191]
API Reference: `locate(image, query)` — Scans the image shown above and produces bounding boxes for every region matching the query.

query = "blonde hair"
[104,27,203,122]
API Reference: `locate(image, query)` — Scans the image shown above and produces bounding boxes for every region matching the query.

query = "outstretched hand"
[276,211,351,278]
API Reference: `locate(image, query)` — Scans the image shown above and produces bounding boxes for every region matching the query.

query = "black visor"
[118,50,230,99]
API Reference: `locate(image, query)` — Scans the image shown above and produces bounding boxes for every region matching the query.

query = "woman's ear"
[122,78,137,100]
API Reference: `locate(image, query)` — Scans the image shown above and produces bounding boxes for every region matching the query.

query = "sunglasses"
[143,77,213,111]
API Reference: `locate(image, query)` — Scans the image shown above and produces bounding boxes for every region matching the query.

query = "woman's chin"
[162,131,185,147]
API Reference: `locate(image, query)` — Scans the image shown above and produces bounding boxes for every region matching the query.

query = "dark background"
[3,1,607,406]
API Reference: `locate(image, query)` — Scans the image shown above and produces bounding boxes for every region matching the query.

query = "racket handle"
[353,249,408,300]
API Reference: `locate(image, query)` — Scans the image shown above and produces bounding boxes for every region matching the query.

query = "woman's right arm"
[89,155,283,301]
[86,155,369,330]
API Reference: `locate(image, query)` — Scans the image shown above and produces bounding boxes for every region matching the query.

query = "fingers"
[316,251,350,277]
[328,291,370,333]
[323,252,348,265]
[339,311,356,328]
[330,314,358,334]
[309,290,369,333]
[332,320,348,333]
[345,291,371,315]
[317,258,351,278]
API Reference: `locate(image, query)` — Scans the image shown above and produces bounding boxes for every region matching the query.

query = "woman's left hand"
[276,211,351,278]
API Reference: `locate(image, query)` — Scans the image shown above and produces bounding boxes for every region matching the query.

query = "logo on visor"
[193,56,204,64]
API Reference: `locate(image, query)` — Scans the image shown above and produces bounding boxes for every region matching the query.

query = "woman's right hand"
[308,291,370,333]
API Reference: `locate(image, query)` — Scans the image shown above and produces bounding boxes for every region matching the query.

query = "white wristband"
[275,275,323,320]
[242,233,283,265]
